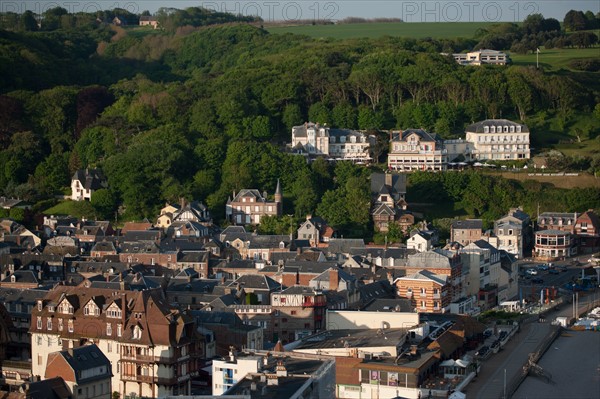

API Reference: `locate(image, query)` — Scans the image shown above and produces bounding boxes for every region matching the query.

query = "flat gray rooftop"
[293,328,407,350]
[513,330,600,399]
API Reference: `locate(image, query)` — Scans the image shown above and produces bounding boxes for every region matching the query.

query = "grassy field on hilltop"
[511,47,600,71]
[266,22,497,39]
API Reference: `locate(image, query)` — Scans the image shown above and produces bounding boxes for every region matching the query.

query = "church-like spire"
[274,179,282,203]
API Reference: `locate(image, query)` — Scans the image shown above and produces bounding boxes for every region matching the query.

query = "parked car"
[559,265,568,272]
[532,277,544,284]
[549,268,559,275]
[526,268,539,276]
[537,264,549,271]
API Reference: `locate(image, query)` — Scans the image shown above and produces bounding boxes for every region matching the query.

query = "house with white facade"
[71,169,107,201]
[465,119,530,161]
[406,231,433,253]
[225,182,282,225]
[494,207,531,259]
[30,285,201,398]
[291,122,375,162]
[388,129,446,171]
[460,240,501,310]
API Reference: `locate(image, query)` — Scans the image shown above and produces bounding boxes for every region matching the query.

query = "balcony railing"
[1,360,31,370]
[122,374,155,384]
[121,374,185,385]
[121,354,156,362]
[433,293,441,299]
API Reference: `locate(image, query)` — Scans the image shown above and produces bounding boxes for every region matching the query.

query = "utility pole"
[503,368,507,399]
[536,48,540,69]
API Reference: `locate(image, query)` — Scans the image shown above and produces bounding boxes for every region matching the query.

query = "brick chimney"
[329,268,339,291]
[385,172,393,187]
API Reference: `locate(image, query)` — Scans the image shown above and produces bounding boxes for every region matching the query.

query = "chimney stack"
[385,172,392,187]
[329,268,339,291]
[121,292,126,326]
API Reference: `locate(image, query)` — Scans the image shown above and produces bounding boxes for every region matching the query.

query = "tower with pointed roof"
[274,179,282,214]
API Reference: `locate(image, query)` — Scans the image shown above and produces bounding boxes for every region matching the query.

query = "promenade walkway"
[464,289,600,399]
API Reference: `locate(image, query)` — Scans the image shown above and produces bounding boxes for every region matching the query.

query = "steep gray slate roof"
[167,279,218,293]
[283,261,338,274]
[248,235,291,249]
[230,189,268,203]
[311,267,356,283]
[60,344,111,384]
[327,238,365,254]
[72,168,106,190]
[469,239,500,253]
[402,269,448,286]
[451,219,483,230]
[394,128,441,143]
[465,119,529,133]
[370,173,407,196]
[407,249,455,269]
[292,122,328,138]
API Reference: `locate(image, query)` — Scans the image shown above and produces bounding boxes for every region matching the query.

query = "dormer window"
[60,301,74,315]
[133,325,142,340]
[10,275,15,283]
[49,306,55,313]
[107,306,122,319]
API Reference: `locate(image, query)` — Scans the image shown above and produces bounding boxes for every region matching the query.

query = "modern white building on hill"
[450,49,511,66]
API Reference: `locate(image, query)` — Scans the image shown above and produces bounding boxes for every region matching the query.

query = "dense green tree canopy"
[0,8,598,233]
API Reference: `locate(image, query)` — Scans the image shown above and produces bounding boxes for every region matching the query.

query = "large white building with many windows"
[387,129,446,171]
[387,120,530,171]
[465,119,530,161]
[291,122,375,162]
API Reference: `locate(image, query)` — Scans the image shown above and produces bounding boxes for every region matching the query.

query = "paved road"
[464,289,600,399]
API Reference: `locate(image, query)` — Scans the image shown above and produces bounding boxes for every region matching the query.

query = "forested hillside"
[0,7,599,237]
